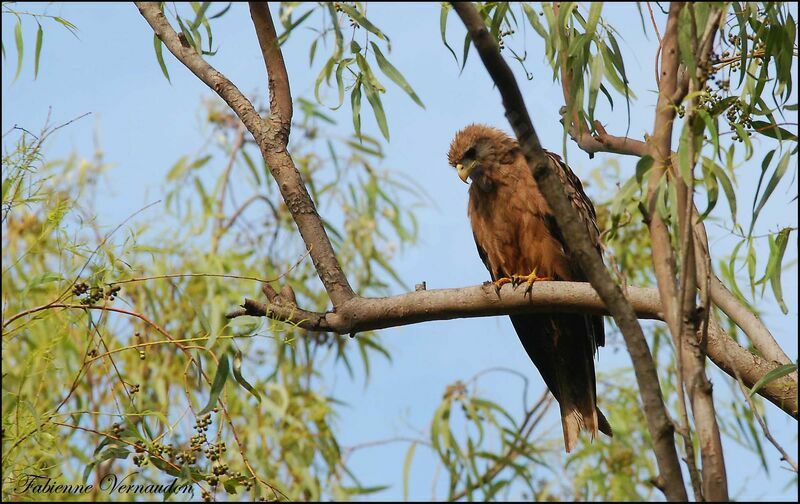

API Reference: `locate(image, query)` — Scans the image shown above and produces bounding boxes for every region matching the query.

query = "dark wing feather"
[543,152,606,349]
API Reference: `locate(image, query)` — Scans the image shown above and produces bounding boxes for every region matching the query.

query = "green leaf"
[231,350,262,403]
[461,33,471,73]
[766,228,791,314]
[199,355,229,415]
[734,124,753,159]
[696,109,719,156]
[314,57,335,104]
[153,35,171,83]
[361,76,390,140]
[14,18,23,82]
[34,23,43,79]
[677,124,693,183]
[209,2,232,19]
[749,364,798,397]
[351,78,362,138]
[751,150,790,234]
[370,42,424,108]
[698,158,719,220]
[750,120,798,142]
[677,7,696,78]
[83,446,130,484]
[277,9,314,46]
[522,4,547,39]
[710,159,737,222]
[439,4,458,64]
[402,442,417,501]
[585,3,602,39]
[635,155,654,186]
[332,58,352,110]
[53,16,79,37]
[336,3,388,42]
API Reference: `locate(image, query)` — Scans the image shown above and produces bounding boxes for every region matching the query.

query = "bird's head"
[447,124,518,184]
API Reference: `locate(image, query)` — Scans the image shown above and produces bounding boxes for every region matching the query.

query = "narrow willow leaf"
[351,78,363,138]
[710,160,737,223]
[336,3,387,42]
[749,363,798,397]
[370,42,424,108]
[599,83,614,110]
[677,125,693,183]
[635,155,654,186]
[309,38,318,65]
[734,124,753,159]
[53,16,79,37]
[752,150,790,234]
[439,4,458,63]
[522,3,547,39]
[209,2,232,19]
[153,35,171,83]
[34,23,43,79]
[232,350,262,403]
[332,58,351,110]
[315,57,336,104]
[767,228,791,313]
[677,7,696,77]
[361,78,389,140]
[277,9,314,46]
[190,1,211,29]
[199,355,229,415]
[83,446,130,484]
[746,240,756,296]
[585,2,602,39]
[606,33,633,123]
[750,120,798,142]
[699,158,719,220]
[696,109,719,156]
[402,442,417,501]
[14,19,23,82]
[461,33,471,73]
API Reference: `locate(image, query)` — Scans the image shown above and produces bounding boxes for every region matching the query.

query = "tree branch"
[246,2,356,308]
[227,281,663,331]
[136,2,355,308]
[451,3,688,500]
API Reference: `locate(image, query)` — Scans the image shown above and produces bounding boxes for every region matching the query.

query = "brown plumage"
[447,124,612,452]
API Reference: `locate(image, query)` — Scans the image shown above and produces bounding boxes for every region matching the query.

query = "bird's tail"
[553,316,613,452]
[509,313,613,453]
[558,385,614,453]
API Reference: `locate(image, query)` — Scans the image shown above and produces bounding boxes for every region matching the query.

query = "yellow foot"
[493,277,513,295]
[511,268,553,296]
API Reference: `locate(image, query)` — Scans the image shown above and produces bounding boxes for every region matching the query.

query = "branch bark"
[451,2,687,500]
[136,2,355,308]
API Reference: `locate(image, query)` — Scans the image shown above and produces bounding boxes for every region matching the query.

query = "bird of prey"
[447,124,612,452]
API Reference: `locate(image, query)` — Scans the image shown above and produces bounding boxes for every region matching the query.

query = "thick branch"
[451,3,687,500]
[136,2,355,308]
[247,2,356,307]
[228,282,663,331]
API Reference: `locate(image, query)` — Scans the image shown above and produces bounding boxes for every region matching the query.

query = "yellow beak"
[456,162,473,183]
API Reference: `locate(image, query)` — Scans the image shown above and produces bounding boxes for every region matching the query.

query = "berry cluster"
[72,283,121,305]
[497,28,515,51]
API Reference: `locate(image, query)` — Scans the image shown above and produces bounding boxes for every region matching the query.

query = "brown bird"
[447,124,612,452]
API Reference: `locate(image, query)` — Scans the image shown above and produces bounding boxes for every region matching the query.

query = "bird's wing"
[543,151,606,349]
[472,231,496,282]
[545,151,601,251]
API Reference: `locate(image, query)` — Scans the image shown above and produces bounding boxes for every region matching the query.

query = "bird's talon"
[511,269,553,294]
[493,277,512,295]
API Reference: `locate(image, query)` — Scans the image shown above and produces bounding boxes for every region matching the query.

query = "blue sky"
[2,2,797,501]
